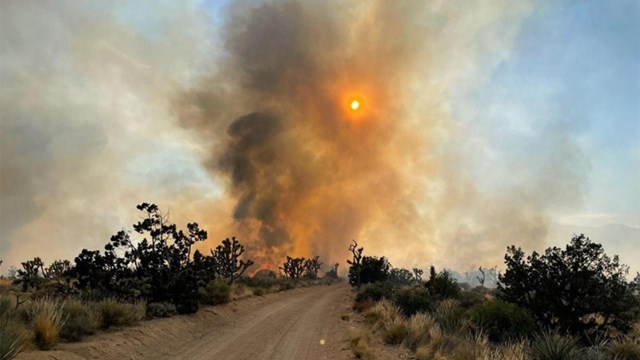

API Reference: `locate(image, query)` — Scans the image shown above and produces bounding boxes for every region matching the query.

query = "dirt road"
[17,283,355,360]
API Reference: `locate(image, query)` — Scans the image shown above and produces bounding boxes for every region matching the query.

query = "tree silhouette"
[499,234,639,336]
[72,203,225,313]
[212,237,254,284]
[280,256,306,279]
[303,256,322,279]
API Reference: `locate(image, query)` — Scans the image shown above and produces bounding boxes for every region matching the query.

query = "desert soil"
[16,283,356,360]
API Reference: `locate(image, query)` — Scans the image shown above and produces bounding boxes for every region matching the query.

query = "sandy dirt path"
[16,283,355,360]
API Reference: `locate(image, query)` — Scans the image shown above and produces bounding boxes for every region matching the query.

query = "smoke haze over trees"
[1,0,637,273]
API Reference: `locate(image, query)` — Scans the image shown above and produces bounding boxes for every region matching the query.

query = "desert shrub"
[27,297,65,350]
[458,286,488,309]
[71,204,254,314]
[393,286,433,316]
[60,300,99,341]
[364,299,402,328]
[388,268,415,285]
[252,288,265,296]
[415,345,432,360]
[607,336,640,360]
[499,234,639,336]
[99,299,145,329]
[357,256,391,285]
[347,241,391,287]
[355,282,394,305]
[382,316,408,344]
[434,299,464,334]
[277,279,295,292]
[425,266,460,300]
[350,332,374,360]
[199,279,231,305]
[146,302,177,318]
[469,299,536,342]
[404,312,437,350]
[529,331,579,360]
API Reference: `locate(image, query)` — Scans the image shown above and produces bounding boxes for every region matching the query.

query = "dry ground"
[16,283,356,360]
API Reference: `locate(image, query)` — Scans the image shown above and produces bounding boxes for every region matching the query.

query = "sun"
[350,100,360,111]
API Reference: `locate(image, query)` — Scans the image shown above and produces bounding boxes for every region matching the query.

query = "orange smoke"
[177,1,427,269]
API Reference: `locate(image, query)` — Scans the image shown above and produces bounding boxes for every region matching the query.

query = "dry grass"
[607,335,640,360]
[350,330,374,360]
[61,299,100,341]
[404,312,438,350]
[99,299,145,329]
[434,299,462,334]
[27,297,66,350]
[364,299,402,328]
[231,283,254,300]
[252,287,266,296]
[382,316,408,345]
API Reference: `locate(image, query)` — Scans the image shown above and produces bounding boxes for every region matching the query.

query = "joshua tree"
[412,268,424,283]
[212,237,254,285]
[303,256,323,279]
[477,266,486,287]
[280,256,306,279]
[14,257,46,291]
[325,263,339,278]
[347,240,364,287]
[45,259,75,296]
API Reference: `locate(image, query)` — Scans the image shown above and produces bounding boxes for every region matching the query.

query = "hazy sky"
[1,0,638,273]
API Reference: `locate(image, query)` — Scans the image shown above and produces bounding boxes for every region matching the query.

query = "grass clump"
[382,316,408,344]
[252,287,265,296]
[60,299,100,341]
[363,299,402,327]
[350,331,374,360]
[404,312,437,350]
[99,299,145,329]
[0,321,23,360]
[530,331,579,360]
[27,297,66,350]
[146,302,177,319]
[199,279,231,305]
[607,336,640,360]
[433,299,463,334]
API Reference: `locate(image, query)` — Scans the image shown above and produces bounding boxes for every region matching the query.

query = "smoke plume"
[2,0,589,273]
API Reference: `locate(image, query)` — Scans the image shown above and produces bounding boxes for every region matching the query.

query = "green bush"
[199,279,231,305]
[355,282,394,305]
[99,299,145,329]
[60,300,100,341]
[425,266,460,300]
[458,286,487,309]
[392,286,433,316]
[147,302,177,318]
[469,299,536,342]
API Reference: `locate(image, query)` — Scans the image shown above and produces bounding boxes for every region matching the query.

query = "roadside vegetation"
[0,203,337,359]
[348,236,640,360]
